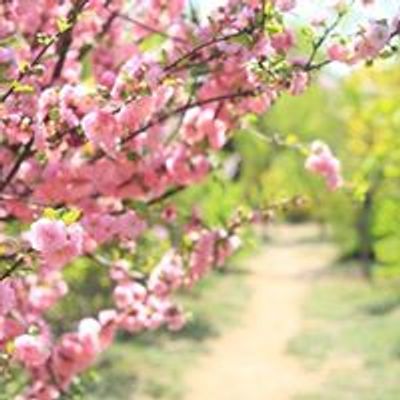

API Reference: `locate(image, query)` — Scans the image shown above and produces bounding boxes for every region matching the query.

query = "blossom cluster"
[305,141,344,191]
[1,215,244,399]
[0,0,397,398]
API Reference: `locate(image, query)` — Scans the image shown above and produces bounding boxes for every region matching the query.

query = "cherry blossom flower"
[14,334,50,368]
[0,280,16,316]
[305,141,344,191]
[82,110,122,155]
[27,219,84,269]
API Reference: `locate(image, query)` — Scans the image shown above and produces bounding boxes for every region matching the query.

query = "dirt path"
[184,224,338,400]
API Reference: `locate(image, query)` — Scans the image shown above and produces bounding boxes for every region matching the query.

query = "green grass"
[289,266,400,400]
[85,261,252,400]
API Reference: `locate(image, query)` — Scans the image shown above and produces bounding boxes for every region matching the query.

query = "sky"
[192,0,399,77]
[194,0,399,23]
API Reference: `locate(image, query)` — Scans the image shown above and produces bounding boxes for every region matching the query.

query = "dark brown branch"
[0,40,54,103]
[147,186,185,206]
[121,89,256,144]
[78,10,118,61]
[0,0,89,102]
[305,9,346,70]
[0,135,34,193]
[0,256,24,281]
[304,59,332,72]
[164,30,251,72]
[261,0,267,26]
[51,0,90,83]
[118,13,188,44]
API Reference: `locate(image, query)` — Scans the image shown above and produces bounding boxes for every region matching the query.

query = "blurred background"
[40,2,400,399]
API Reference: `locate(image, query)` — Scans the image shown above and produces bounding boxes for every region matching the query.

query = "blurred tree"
[254,63,400,278]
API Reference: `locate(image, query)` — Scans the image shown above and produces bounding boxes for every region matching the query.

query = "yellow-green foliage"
[262,63,400,275]
[341,65,400,276]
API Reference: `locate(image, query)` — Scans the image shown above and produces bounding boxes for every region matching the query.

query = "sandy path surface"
[184,224,338,400]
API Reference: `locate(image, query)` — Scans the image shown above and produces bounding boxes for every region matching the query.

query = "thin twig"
[78,11,118,61]
[0,135,34,193]
[147,186,185,206]
[305,9,347,70]
[0,40,54,102]
[0,0,89,102]
[51,0,90,83]
[0,256,24,281]
[164,30,251,72]
[121,90,256,144]
[118,13,188,44]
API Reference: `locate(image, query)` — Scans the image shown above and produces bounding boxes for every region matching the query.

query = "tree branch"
[304,9,346,70]
[121,90,256,144]
[147,186,185,206]
[118,13,188,44]
[0,135,34,193]
[164,29,252,72]
[50,0,90,83]
[0,256,24,281]
[0,0,89,102]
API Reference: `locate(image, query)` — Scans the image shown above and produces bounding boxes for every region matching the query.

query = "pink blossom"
[271,29,295,53]
[162,205,177,222]
[82,213,115,245]
[198,111,228,150]
[327,43,350,62]
[82,110,122,155]
[0,0,389,396]
[353,20,391,61]
[28,219,67,253]
[28,274,68,312]
[27,219,84,269]
[145,295,167,330]
[114,211,146,240]
[165,304,186,331]
[305,141,344,191]
[52,333,92,388]
[98,309,118,349]
[0,280,16,316]
[113,282,147,309]
[117,96,154,132]
[0,47,15,64]
[14,334,50,368]
[148,251,184,296]
[78,318,101,355]
[182,108,204,143]
[119,304,148,333]
[110,260,131,282]
[274,0,296,12]
[290,71,309,96]
[0,20,14,40]
[188,230,217,284]
[0,317,24,348]
[182,108,228,149]
[17,381,60,400]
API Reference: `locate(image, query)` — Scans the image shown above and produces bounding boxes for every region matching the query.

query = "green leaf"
[374,236,400,265]
[352,180,370,203]
[43,207,60,220]
[266,22,283,35]
[36,32,53,46]
[62,208,82,225]
[139,33,166,53]
[12,80,35,94]
[230,32,253,47]
[56,17,72,34]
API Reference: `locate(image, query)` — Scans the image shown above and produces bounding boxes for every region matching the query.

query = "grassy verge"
[85,259,252,400]
[289,263,400,400]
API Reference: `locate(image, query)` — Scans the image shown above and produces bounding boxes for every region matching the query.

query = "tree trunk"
[356,189,374,279]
